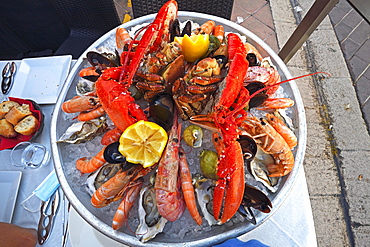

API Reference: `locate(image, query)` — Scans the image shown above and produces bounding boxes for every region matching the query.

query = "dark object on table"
[131,0,234,20]
[1,62,17,95]
[0,0,120,60]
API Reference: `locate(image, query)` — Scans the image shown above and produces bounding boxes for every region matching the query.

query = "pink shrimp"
[154,115,185,222]
[179,147,202,225]
[77,106,105,121]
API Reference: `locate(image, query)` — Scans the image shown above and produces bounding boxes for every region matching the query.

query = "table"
[0,59,317,247]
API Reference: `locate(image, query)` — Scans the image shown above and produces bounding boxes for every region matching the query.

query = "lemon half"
[118,120,168,168]
[177,34,210,62]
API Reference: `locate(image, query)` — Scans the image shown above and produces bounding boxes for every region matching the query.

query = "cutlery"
[62,196,71,247]
[37,189,60,245]
[1,62,16,95]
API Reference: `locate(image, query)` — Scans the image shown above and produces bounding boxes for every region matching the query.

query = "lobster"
[95,0,178,132]
[191,33,250,224]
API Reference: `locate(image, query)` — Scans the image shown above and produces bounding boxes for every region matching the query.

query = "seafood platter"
[50,1,307,246]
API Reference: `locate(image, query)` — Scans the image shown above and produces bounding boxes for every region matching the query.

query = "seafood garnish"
[57,118,107,144]
[136,186,168,242]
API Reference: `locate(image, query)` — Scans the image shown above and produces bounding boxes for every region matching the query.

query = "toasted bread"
[0,119,17,138]
[0,101,20,119]
[5,104,32,125]
[14,115,39,135]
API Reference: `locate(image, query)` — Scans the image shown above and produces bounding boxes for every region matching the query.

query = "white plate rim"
[11,55,72,104]
[0,171,22,223]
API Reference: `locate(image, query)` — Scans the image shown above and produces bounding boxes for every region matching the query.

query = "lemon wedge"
[180,34,210,62]
[118,120,168,168]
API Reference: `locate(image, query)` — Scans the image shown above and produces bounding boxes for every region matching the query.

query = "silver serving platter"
[51,11,307,246]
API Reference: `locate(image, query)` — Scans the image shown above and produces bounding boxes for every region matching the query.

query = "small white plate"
[68,207,125,247]
[11,55,72,104]
[0,171,22,223]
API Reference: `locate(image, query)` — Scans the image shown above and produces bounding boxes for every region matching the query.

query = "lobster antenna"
[229,72,330,117]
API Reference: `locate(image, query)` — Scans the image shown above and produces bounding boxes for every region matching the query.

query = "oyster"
[136,186,167,242]
[57,118,107,144]
[85,163,122,196]
[194,176,217,226]
[76,78,95,95]
[249,147,280,193]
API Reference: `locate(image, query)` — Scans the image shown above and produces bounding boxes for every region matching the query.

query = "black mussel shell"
[246,53,260,66]
[171,19,181,42]
[104,142,126,163]
[238,135,257,162]
[242,184,272,213]
[238,205,257,225]
[213,55,228,69]
[181,20,192,37]
[245,82,268,108]
[149,93,174,131]
[87,51,119,72]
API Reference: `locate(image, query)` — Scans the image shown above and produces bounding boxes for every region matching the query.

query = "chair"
[0,1,70,60]
[0,0,121,60]
[131,0,234,20]
[51,0,121,58]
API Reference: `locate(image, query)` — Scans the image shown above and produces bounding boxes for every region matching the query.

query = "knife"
[37,189,60,245]
[1,62,16,95]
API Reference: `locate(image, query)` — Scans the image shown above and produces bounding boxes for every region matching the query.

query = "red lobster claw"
[213,138,245,224]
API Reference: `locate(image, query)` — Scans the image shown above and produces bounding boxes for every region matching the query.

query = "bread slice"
[14,115,39,135]
[5,104,32,125]
[0,119,17,138]
[0,101,20,119]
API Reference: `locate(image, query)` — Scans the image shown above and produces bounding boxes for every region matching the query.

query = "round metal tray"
[51,11,307,246]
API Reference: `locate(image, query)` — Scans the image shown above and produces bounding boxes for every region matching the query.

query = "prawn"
[112,182,142,230]
[179,147,202,225]
[265,113,297,149]
[242,116,294,177]
[62,95,100,113]
[77,106,105,121]
[76,147,106,173]
[154,114,185,221]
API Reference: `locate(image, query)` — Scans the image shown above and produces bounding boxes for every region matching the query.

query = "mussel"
[181,20,192,36]
[103,142,126,164]
[238,135,257,163]
[245,82,268,108]
[86,51,120,72]
[149,93,175,131]
[246,53,260,66]
[238,184,272,224]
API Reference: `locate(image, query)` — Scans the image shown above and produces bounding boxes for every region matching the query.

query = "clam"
[136,186,167,242]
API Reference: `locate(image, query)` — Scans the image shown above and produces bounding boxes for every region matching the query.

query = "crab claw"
[213,140,245,224]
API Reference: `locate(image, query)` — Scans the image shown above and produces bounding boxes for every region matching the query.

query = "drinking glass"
[11,142,50,169]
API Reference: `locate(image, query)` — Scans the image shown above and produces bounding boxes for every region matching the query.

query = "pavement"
[114,0,370,246]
